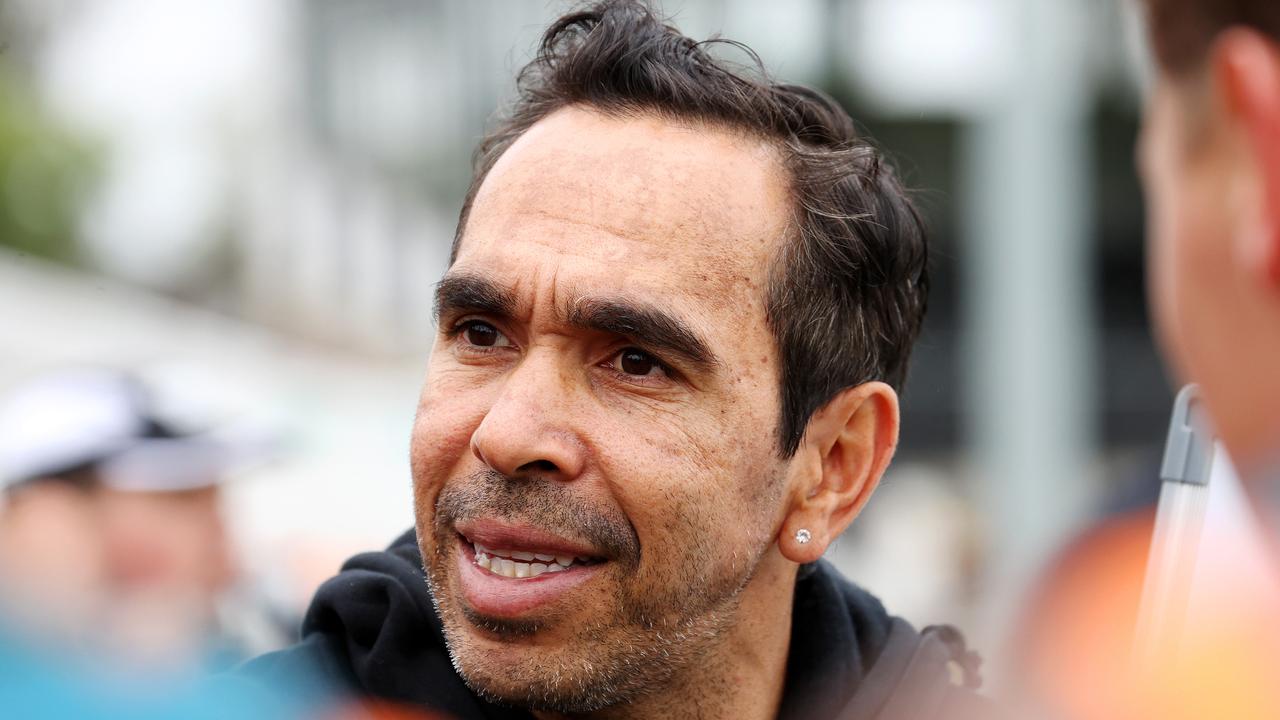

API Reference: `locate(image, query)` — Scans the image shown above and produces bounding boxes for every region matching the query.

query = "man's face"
[1138,69,1280,464]
[410,107,795,712]
[1140,78,1238,389]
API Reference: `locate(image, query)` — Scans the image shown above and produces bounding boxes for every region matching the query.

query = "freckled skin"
[410,108,802,717]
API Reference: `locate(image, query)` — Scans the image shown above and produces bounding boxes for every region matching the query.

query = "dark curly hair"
[453,0,929,457]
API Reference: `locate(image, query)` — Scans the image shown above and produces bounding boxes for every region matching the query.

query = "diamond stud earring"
[795,528,812,544]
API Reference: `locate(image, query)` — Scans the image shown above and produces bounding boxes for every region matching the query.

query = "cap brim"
[98,424,279,493]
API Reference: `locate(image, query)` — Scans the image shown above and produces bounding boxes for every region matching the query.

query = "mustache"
[434,469,641,567]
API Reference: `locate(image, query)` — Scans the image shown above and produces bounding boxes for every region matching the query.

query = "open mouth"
[460,533,604,579]
[453,526,609,618]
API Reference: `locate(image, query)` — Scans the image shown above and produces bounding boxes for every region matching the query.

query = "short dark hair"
[1144,0,1280,76]
[453,0,928,457]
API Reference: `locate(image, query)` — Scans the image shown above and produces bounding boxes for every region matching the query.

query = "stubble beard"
[420,471,776,715]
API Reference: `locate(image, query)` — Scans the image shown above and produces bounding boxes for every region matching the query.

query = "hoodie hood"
[243,529,992,720]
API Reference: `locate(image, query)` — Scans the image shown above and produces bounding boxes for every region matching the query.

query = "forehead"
[454,107,792,312]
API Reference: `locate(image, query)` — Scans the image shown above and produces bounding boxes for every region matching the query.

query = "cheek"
[410,365,494,523]
[1146,171,1184,354]
[592,386,782,569]
[1143,120,1199,368]
[1142,99,1185,344]
[1147,158,1229,380]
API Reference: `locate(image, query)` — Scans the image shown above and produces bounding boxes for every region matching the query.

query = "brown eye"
[461,321,508,348]
[617,348,660,376]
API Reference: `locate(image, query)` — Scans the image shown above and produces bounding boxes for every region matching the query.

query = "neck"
[535,548,798,720]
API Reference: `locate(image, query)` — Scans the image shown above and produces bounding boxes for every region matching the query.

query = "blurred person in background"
[1016,2,1280,719]
[1132,0,1280,716]
[247,2,997,719]
[1140,1,1280,536]
[0,368,247,674]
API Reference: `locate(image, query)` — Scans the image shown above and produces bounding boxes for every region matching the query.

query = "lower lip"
[455,536,604,618]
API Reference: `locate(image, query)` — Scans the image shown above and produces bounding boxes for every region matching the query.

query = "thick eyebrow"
[568,297,720,372]
[434,274,518,322]
[434,274,720,372]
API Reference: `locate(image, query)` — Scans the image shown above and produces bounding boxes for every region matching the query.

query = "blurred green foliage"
[0,61,98,265]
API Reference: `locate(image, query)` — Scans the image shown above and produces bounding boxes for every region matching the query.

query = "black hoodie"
[243,530,996,720]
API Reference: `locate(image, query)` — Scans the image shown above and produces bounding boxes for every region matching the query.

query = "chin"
[446,628,645,714]
[423,552,629,712]
[430,570,698,715]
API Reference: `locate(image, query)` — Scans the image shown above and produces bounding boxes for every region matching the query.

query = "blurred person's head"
[409,0,928,714]
[0,369,238,665]
[1138,1,1280,476]
[1037,5,1280,720]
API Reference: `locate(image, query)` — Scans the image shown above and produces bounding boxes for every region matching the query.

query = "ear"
[777,382,900,564]
[1213,29,1280,286]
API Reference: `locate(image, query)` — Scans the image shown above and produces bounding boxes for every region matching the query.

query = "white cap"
[0,369,267,492]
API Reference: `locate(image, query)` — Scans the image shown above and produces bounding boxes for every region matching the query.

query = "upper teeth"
[473,542,590,579]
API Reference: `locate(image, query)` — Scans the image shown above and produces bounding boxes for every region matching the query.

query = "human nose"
[469,354,585,480]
